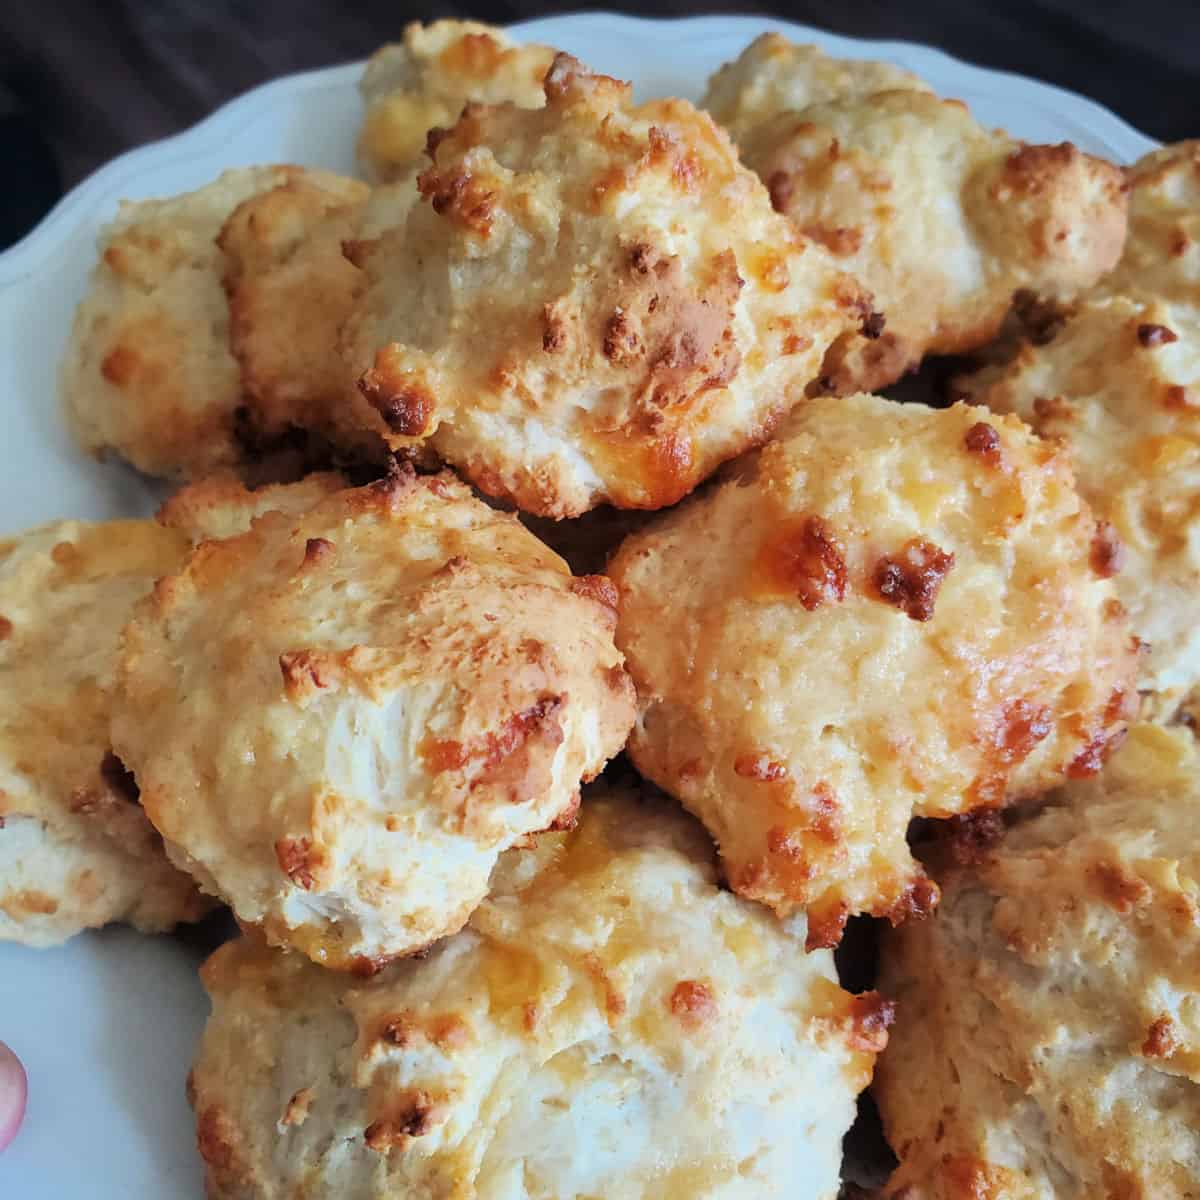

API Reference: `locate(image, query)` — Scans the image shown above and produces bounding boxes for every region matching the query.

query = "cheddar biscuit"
[218,170,376,457]
[702,35,1128,391]
[702,32,932,144]
[342,55,871,517]
[114,470,635,969]
[877,724,1200,1199]
[63,166,297,478]
[191,785,889,1199]
[610,394,1136,944]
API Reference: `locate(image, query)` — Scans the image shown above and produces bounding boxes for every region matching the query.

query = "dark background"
[2,1,1198,249]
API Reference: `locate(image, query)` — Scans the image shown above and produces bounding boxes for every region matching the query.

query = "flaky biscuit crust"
[114,471,635,969]
[62,166,298,478]
[610,395,1137,944]
[706,42,1127,392]
[342,56,870,517]
[877,724,1200,1199]
[357,20,557,184]
[0,519,209,944]
[191,786,888,1199]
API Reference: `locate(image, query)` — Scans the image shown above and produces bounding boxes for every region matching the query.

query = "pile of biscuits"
[2,20,1198,1198]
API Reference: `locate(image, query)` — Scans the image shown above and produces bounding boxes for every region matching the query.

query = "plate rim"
[0,10,1160,281]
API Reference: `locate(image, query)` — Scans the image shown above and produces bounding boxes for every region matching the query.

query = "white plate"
[0,13,1158,1197]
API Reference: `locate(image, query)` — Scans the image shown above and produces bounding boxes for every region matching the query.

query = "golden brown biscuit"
[342,55,871,517]
[113,469,635,970]
[357,20,557,183]
[706,40,1127,392]
[701,31,932,146]
[0,519,209,945]
[876,723,1200,1199]
[62,166,302,478]
[218,171,378,457]
[766,93,1127,391]
[610,394,1137,946]
[217,173,425,465]
[191,783,890,1199]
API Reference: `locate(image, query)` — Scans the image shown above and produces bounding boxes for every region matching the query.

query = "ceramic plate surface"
[0,13,1158,1197]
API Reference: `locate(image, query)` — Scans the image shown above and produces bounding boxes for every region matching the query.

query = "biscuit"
[0,519,209,945]
[610,394,1137,945]
[703,37,1127,392]
[62,166,298,478]
[342,55,871,517]
[876,723,1200,1198]
[218,171,379,457]
[357,20,557,183]
[766,93,1127,390]
[113,469,636,969]
[702,32,932,146]
[191,784,891,1199]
